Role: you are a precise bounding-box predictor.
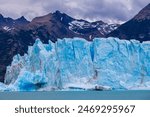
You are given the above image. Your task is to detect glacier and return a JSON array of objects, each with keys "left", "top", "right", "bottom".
[{"left": 0, "top": 37, "right": 150, "bottom": 91}]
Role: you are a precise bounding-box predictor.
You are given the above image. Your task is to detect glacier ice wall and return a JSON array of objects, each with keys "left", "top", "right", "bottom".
[{"left": 1, "top": 37, "right": 150, "bottom": 91}]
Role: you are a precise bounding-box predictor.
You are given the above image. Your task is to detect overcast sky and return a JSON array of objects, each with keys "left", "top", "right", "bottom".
[{"left": 0, "top": 0, "right": 149, "bottom": 24}]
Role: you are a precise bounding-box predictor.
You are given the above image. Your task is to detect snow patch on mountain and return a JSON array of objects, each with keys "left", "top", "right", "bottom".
[
  {"left": 2, "top": 26, "right": 12, "bottom": 31},
  {"left": 69, "top": 20, "right": 119, "bottom": 35},
  {"left": 69, "top": 20, "right": 91, "bottom": 34}
]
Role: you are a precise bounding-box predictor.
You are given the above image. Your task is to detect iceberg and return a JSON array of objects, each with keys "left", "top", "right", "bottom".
[{"left": 1, "top": 37, "right": 150, "bottom": 91}]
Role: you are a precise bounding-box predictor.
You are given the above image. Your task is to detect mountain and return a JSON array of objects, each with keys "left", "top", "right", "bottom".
[
  {"left": 108, "top": 3, "right": 150, "bottom": 42},
  {"left": 1, "top": 37, "right": 150, "bottom": 91},
  {"left": 25, "top": 10, "right": 119, "bottom": 41},
  {"left": 0, "top": 11, "right": 119, "bottom": 82},
  {"left": 0, "top": 14, "right": 29, "bottom": 31}
]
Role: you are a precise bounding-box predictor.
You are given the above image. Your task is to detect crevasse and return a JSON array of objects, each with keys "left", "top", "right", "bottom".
[{"left": 1, "top": 37, "right": 150, "bottom": 91}]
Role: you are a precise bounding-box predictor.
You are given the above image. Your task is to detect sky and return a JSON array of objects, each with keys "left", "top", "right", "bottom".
[{"left": 0, "top": 0, "right": 149, "bottom": 24}]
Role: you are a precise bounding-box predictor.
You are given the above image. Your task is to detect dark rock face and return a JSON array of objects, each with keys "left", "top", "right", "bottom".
[
  {"left": 0, "top": 30, "right": 26, "bottom": 82},
  {"left": 15, "top": 16, "right": 30, "bottom": 25},
  {"left": 134, "top": 3, "right": 150, "bottom": 21},
  {"left": 108, "top": 3, "right": 150, "bottom": 42}
]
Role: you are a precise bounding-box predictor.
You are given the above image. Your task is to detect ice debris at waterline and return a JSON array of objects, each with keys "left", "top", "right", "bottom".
[{"left": 1, "top": 37, "right": 150, "bottom": 91}]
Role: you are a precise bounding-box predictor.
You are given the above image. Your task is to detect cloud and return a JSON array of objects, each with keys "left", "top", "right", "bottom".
[{"left": 0, "top": 0, "right": 149, "bottom": 24}]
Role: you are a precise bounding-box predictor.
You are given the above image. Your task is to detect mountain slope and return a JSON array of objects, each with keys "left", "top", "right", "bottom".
[{"left": 108, "top": 3, "right": 150, "bottom": 42}]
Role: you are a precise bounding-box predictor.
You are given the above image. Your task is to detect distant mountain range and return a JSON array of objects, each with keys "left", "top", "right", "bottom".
[
  {"left": 0, "top": 11, "right": 119, "bottom": 40},
  {"left": 0, "top": 3, "right": 149, "bottom": 82}
]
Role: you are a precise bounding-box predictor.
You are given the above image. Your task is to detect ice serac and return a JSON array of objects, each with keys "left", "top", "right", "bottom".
[{"left": 1, "top": 37, "right": 150, "bottom": 91}]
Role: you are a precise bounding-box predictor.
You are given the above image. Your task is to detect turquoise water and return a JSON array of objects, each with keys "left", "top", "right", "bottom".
[{"left": 0, "top": 90, "right": 150, "bottom": 100}]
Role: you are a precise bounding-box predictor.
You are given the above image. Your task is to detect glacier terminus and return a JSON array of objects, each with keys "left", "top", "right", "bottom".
[{"left": 0, "top": 37, "right": 150, "bottom": 91}]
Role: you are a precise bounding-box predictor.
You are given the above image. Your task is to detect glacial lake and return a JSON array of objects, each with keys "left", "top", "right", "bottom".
[{"left": 0, "top": 90, "right": 150, "bottom": 100}]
